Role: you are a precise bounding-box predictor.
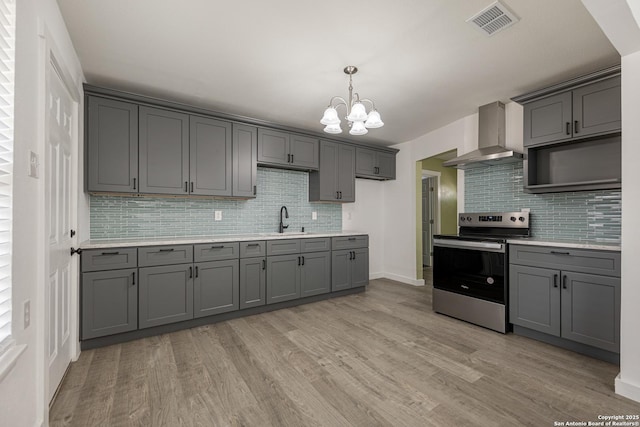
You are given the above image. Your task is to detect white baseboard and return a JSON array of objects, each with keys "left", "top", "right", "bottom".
[
  {"left": 378, "top": 272, "right": 425, "bottom": 287},
  {"left": 615, "top": 373, "right": 640, "bottom": 403}
]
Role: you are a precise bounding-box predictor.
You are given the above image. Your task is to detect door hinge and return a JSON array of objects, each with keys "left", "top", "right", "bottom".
[
  {"left": 430, "top": 187, "right": 434, "bottom": 192},
  {"left": 70, "top": 247, "right": 82, "bottom": 256},
  {"left": 430, "top": 219, "right": 434, "bottom": 224}
]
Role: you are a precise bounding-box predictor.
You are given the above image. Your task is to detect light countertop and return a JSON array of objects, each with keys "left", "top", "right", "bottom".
[
  {"left": 507, "top": 238, "right": 620, "bottom": 252},
  {"left": 79, "top": 231, "right": 368, "bottom": 249}
]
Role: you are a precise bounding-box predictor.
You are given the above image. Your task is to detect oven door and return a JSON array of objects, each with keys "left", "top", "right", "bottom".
[{"left": 433, "top": 239, "right": 506, "bottom": 304}]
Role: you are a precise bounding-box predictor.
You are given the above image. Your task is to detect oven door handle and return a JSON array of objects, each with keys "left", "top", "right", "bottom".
[{"left": 433, "top": 239, "right": 505, "bottom": 252}]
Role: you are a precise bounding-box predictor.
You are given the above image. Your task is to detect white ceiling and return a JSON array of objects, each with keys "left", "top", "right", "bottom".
[{"left": 56, "top": 0, "right": 619, "bottom": 147}]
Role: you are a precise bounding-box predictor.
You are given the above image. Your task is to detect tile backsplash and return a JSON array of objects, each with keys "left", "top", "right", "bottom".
[
  {"left": 90, "top": 168, "right": 342, "bottom": 239},
  {"left": 464, "top": 162, "right": 621, "bottom": 243}
]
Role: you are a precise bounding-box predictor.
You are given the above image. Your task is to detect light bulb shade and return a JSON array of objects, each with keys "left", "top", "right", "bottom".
[
  {"left": 320, "top": 107, "right": 340, "bottom": 125},
  {"left": 346, "top": 102, "right": 368, "bottom": 122},
  {"left": 323, "top": 123, "right": 342, "bottom": 134},
  {"left": 349, "top": 120, "right": 368, "bottom": 136},
  {"left": 364, "top": 110, "right": 384, "bottom": 129}
]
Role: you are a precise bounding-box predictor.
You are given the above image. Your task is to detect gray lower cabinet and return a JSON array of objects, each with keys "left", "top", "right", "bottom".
[
  {"left": 309, "top": 140, "right": 355, "bottom": 202},
  {"left": 300, "top": 251, "right": 331, "bottom": 297},
  {"left": 332, "top": 248, "right": 369, "bottom": 291},
  {"left": 266, "top": 254, "right": 300, "bottom": 304},
  {"left": 240, "top": 257, "right": 266, "bottom": 309},
  {"left": 233, "top": 124, "right": 257, "bottom": 198},
  {"left": 138, "top": 264, "right": 194, "bottom": 329},
  {"left": 190, "top": 116, "right": 232, "bottom": 196},
  {"left": 194, "top": 259, "right": 239, "bottom": 318},
  {"left": 82, "top": 268, "right": 138, "bottom": 339},
  {"left": 139, "top": 106, "right": 190, "bottom": 195},
  {"left": 509, "top": 244, "right": 621, "bottom": 354},
  {"left": 86, "top": 96, "right": 138, "bottom": 193}
]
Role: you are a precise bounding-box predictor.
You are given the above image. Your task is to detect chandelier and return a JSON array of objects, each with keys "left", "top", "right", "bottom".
[{"left": 320, "top": 66, "right": 384, "bottom": 136}]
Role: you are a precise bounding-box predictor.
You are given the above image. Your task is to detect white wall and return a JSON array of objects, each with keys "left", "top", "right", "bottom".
[{"left": 0, "top": 0, "right": 83, "bottom": 426}]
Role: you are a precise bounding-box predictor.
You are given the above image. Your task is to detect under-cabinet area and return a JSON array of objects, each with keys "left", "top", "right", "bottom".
[
  {"left": 79, "top": 234, "right": 369, "bottom": 348},
  {"left": 508, "top": 243, "right": 621, "bottom": 363}
]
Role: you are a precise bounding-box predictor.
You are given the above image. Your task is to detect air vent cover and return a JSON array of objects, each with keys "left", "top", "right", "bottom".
[{"left": 467, "top": 1, "right": 519, "bottom": 36}]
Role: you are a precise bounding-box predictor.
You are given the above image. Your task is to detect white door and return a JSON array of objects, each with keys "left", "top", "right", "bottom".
[{"left": 45, "top": 58, "right": 76, "bottom": 402}]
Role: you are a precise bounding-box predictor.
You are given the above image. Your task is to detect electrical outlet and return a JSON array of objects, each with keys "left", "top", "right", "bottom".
[
  {"left": 29, "top": 151, "right": 39, "bottom": 178},
  {"left": 24, "top": 300, "right": 31, "bottom": 329},
  {"left": 214, "top": 211, "right": 222, "bottom": 221},
  {"left": 312, "top": 212, "right": 317, "bottom": 220}
]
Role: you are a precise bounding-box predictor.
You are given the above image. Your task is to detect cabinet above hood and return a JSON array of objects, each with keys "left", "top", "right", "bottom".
[{"left": 443, "top": 101, "right": 523, "bottom": 169}]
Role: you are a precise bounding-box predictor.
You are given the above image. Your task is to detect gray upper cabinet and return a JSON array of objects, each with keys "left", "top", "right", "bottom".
[
  {"left": 257, "top": 128, "right": 319, "bottom": 170},
  {"left": 190, "top": 116, "right": 232, "bottom": 196},
  {"left": 138, "top": 263, "right": 194, "bottom": 329},
  {"left": 139, "top": 106, "right": 190, "bottom": 195},
  {"left": 523, "top": 92, "right": 572, "bottom": 147},
  {"left": 233, "top": 124, "right": 258, "bottom": 198},
  {"left": 355, "top": 148, "right": 396, "bottom": 180},
  {"left": 193, "top": 259, "right": 239, "bottom": 318},
  {"left": 309, "top": 141, "right": 355, "bottom": 202},
  {"left": 86, "top": 96, "right": 138, "bottom": 193}
]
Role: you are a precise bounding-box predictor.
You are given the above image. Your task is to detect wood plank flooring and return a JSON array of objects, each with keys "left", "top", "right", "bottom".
[{"left": 50, "top": 278, "right": 640, "bottom": 426}]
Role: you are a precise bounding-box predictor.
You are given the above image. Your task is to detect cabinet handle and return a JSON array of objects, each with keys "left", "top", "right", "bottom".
[
  {"left": 253, "top": 185, "right": 257, "bottom": 196},
  {"left": 574, "top": 120, "right": 579, "bottom": 134},
  {"left": 550, "top": 251, "right": 570, "bottom": 255},
  {"left": 298, "top": 256, "right": 301, "bottom": 266},
  {"left": 247, "top": 243, "right": 260, "bottom": 247},
  {"left": 158, "top": 248, "right": 175, "bottom": 252},
  {"left": 348, "top": 237, "right": 357, "bottom": 241},
  {"left": 262, "top": 259, "right": 266, "bottom": 270},
  {"left": 132, "top": 272, "right": 136, "bottom": 285},
  {"left": 101, "top": 251, "right": 120, "bottom": 255},
  {"left": 338, "top": 191, "right": 342, "bottom": 199},
  {"left": 553, "top": 274, "right": 558, "bottom": 288},
  {"left": 301, "top": 256, "right": 305, "bottom": 266},
  {"left": 195, "top": 266, "right": 199, "bottom": 278},
  {"left": 566, "top": 122, "right": 571, "bottom": 135},
  {"left": 352, "top": 251, "right": 356, "bottom": 260},
  {"left": 184, "top": 181, "right": 188, "bottom": 192},
  {"left": 562, "top": 275, "right": 567, "bottom": 289},
  {"left": 287, "top": 154, "right": 291, "bottom": 163},
  {"left": 349, "top": 251, "right": 353, "bottom": 260},
  {"left": 133, "top": 178, "right": 136, "bottom": 190},
  {"left": 291, "top": 154, "right": 294, "bottom": 163},
  {"left": 211, "top": 245, "right": 224, "bottom": 249},
  {"left": 190, "top": 182, "right": 194, "bottom": 193},
  {"left": 375, "top": 167, "right": 379, "bottom": 174},
  {"left": 189, "top": 266, "right": 193, "bottom": 278}
]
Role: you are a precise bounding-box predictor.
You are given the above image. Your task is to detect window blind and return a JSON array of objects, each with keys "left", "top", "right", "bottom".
[{"left": 0, "top": 0, "right": 15, "bottom": 355}]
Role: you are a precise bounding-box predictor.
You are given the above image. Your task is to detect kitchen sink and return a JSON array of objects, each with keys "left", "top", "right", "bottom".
[{"left": 259, "top": 232, "right": 313, "bottom": 237}]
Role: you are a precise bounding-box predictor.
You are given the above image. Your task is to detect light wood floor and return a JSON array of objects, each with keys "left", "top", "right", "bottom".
[{"left": 50, "top": 278, "right": 640, "bottom": 426}]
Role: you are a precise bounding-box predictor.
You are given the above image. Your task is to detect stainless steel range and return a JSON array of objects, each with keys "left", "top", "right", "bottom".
[{"left": 432, "top": 211, "right": 530, "bottom": 333}]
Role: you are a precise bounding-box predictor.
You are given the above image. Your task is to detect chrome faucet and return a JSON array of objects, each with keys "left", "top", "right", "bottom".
[{"left": 279, "top": 206, "right": 289, "bottom": 233}]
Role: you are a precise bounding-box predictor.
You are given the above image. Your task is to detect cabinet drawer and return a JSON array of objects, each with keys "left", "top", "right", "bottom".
[
  {"left": 509, "top": 245, "right": 621, "bottom": 277},
  {"left": 332, "top": 235, "right": 368, "bottom": 250},
  {"left": 300, "top": 238, "right": 331, "bottom": 253},
  {"left": 81, "top": 248, "right": 137, "bottom": 272},
  {"left": 267, "top": 239, "right": 301, "bottom": 255},
  {"left": 138, "top": 245, "right": 193, "bottom": 267},
  {"left": 194, "top": 242, "right": 239, "bottom": 262},
  {"left": 240, "top": 241, "right": 266, "bottom": 258}
]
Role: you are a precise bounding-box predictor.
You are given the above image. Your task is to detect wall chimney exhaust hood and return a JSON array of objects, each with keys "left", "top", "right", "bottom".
[{"left": 442, "top": 101, "right": 523, "bottom": 169}]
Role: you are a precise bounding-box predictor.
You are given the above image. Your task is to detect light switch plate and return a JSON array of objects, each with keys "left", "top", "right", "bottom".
[
  {"left": 29, "top": 151, "right": 39, "bottom": 178},
  {"left": 312, "top": 212, "right": 317, "bottom": 220},
  {"left": 214, "top": 211, "right": 222, "bottom": 221}
]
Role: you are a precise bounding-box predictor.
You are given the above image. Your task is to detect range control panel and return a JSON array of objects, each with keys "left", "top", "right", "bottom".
[{"left": 458, "top": 211, "right": 530, "bottom": 228}]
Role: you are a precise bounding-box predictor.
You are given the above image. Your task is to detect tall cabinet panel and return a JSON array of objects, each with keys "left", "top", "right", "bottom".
[
  {"left": 190, "top": 116, "right": 232, "bottom": 196},
  {"left": 337, "top": 144, "right": 356, "bottom": 202},
  {"left": 139, "top": 106, "right": 189, "bottom": 195},
  {"left": 233, "top": 124, "right": 257, "bottom": 198},
  {"left": 86, "top": 97, "right": 138, "bottom": 193}
]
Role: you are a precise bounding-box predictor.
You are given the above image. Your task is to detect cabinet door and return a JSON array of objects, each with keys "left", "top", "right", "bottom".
[
  {"left": 355, "top": 148, "right": 376, "bottom": 177},
  {"left": 290, "top": 134, "right": 319, "bottom": 170},
  {"left": 508, "top": 265, "right": 561, "bottom": 336},
  {"left": 573, "top": 76, "right": 621, "bottom": 138},
  {"left": 139, "top": 106, "right": 189, "bottom": 195},
  {"left": 87, "top": 97, "right": 138, "bottom": 193},
  {"left": 194, "top": 260, "right": 239, "bottom": 318},
  {"left": 561, "top": 271, "right": 620, "bottom": 352},
  {"left": 266, "top": 254, "right": 300, "bottom": 304},
  {"left": 190, "top": 116, "right": 232, "bottom": 196},
  {"left": 300, "top": 251, "right": 331, "bottom": 297},
  {"left": 351, "top": 248, "right": 369, "bottom": 288},
  {"left": 376, "top": 152, "right": 396, "bottom": 179},
  {"left": 337, "top": 144, "right": 356, "bottom": 202},
  {"left": 523, "top": 92, "right": 572, "bottom": 146},
  {"left": 331, "top": 250, "right": 351, "bottom": 291},
  {"left": 240, "top": 257, "right": 266, "bottom": 309},
  {"left": 138, "top": 264, "right": 193, "bottom": 328},
  {"left": 257, "top": 128, "right": 290, "bottom": 166},
  {"left": 315, "top": 141, "right": 339, "bottom": 201},
  {"left": 233, "top": 124, "right": 257, "bottom": 198},
  {"left": 81, "top": 269, "right": 137, "bottom": 339}
]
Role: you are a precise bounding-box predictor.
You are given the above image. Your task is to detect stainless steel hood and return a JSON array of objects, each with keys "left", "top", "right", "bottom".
[{"left": 443, "top": 101, "right": 523, "bottom": 169}]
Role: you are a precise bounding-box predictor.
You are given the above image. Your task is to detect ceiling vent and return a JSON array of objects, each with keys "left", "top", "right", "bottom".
[{"left": 467, "top": 1, "right": 519, "bottom": 36}]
